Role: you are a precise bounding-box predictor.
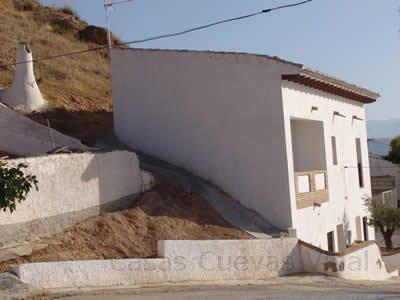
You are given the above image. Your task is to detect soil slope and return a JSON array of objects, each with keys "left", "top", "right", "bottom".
[
  {"left": 0, "top": 177, "right": 251, "bottom": 273},
  {"left": 0, "top": 0, "right": 115, "bottom": 144}
]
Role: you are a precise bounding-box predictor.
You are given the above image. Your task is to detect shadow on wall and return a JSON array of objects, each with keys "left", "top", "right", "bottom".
[
  {"left": 81, "top": 152, "right": 141, "bottom": 212},
  {"left": 27, "top": 107, "right": 113, "bottom": 146}
]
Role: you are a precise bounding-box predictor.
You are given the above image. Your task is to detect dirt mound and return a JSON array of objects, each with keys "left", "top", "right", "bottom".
[
  {"left": 0, "top": 177, "right": 250, "bottom": 272},
  {"left": 79, "top": 25, "right": 123, "bottom": 46}
]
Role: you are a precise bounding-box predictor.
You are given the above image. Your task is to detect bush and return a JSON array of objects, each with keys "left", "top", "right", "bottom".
[
  {"left": 385, "top": 136, "right": 400, "bottom": 164},
  {"left": 13, "top": 0, "right": 40, "bottom": 11},
  {"left": 0, "top": 162, "right": 38, "bottom": 214},
  {"left": 365, "top": 197, "right": 400, "bottom": 249},
  {"left": 58, "top": 5, "right": 78, "bottom": 17}
]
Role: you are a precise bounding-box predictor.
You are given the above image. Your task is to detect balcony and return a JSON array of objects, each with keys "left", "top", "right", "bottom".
[
  {"left": 290, "top": 118, "right": 329, "bottom": 209},
  {"left": 295, "top": 170, "right": 329, "bottom": 209}
]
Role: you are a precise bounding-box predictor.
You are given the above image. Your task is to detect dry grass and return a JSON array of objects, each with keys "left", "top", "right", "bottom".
[{"left": 0, "top": 0, "right": 113, "bottom": 141}]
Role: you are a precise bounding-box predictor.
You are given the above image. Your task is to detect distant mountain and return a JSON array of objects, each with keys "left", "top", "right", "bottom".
[
  {"left": 367, "top": 119, "right": 400, "bottom": 139},
  {"left": 368, "top": 138, "right": 391, "bottom": 156}
]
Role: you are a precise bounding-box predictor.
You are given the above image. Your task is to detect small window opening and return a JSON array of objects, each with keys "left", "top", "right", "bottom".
[{"left": 331, "top": 136, "right": 338, "bottom": 165}]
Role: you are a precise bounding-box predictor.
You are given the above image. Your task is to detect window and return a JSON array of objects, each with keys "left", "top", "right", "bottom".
[
  {"left": 331, "top": 136, "right": 338, "bottom": 165},
  {"left": 346, "top": 230, "right": 352, "bottom": 246},
  {"left": 327, "top": 231, "right": 335, "bottom": 252},
  {"left": 383, "top": 190, "right": 393, "bottom": 206},
  {"left": 355, "top": 138, "right": 364, "bottom": 188}
]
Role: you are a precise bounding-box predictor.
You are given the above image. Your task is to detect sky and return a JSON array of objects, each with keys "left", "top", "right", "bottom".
[{"left": 41, "top": 0, "right": 399, "bottom": 121}]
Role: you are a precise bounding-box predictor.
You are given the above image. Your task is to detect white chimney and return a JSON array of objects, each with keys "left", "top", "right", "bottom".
[{"left": 0, "top": 43, "right": 46, "bottom": 112}]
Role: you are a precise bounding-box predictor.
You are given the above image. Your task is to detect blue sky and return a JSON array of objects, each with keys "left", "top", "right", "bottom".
[{"left": 42, "top": 0, "right": 399, "bottom": 121}]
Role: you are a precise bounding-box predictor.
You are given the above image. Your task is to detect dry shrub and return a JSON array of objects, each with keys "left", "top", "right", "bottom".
[
  {"left": 58, "top": 5, "right": 78, "bottom": 18},
  {"left": 13, "top": 0, "right": 40, "bottom": 11}
]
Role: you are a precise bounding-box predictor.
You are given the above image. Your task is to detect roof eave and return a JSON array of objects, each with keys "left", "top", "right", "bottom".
[{"left": 282, "top": 67, "right": 380, "bottom": 104}]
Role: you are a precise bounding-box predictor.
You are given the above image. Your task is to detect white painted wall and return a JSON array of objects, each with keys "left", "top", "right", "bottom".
[
  {"left": 14, "top": 238, "right": 302, "bottom": 289},
  {"left": 15, "top": 239, "right": 395, "bottom": 289},
  {"left": 300, "top": 242, "right": 397, "bottom": 280},
  {"left": 369, "top": 155, "right": 400, "bottom": 202},
  {"left": 111, "top": 48, "right": 300, "bottom": 229},
  {"left": 0, "top": 44, "right": 46, "bottom": 111},
  {"left": 282, "top": 81, "right": 375, "bottom": 250},
  {"left": 0, "top": 151, "right": 142, "bottom": 226},
  {"left": 0, "top": 103, "right": 85, "bottom": 156}
]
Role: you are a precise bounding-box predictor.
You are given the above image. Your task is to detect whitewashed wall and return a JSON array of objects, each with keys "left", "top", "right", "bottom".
[
  {"left": 111, "top": 48, "right": 300, "bottom": 229},
  {"left": 14, "top": 238, "right": 302, "bottom": 289},
  {"left": 282, "top": 81, "right": 375, "bottom": 250},
  {"left": 299, "top": 241, "right": 397, "bottom": 280},
  {"left": 0, "top": 151, "right": 142, "bottom": 246},
  {"left": 15, "top": 239, "right": 396, "bottom": 289}
]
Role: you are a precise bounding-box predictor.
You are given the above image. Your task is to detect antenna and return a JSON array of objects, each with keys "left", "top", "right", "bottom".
[{"left": 103, "top": 0, "right": 134, "bottom": 52}]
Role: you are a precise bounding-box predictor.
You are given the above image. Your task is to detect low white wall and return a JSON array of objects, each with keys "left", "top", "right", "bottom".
[
  {"left": 0, "top": 151, "right": 142, "bottom": 245},
  {"left": 15, "top": 238, "right": 302, "bottom": 289},
  {"left": 158, "top": 239, "right": 302, "bottom": 281},
  {"left": 15, "top": 239, "right": 398, "bottom": 289},
  {"left": 300, "top": 241, "right": 397, "bottom": 281}
]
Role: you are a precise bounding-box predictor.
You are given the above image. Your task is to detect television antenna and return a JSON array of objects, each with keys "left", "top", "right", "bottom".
[{"left": 104, "top": 0, "right": 134, "bottom": 52}]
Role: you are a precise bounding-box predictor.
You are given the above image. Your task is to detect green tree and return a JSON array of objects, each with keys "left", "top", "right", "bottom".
[
  {"left": 385, "top": 136, "right": 400, "bottom": 164},
  {"left": 365, "top": 197, "right": 400, "bottom": 249},
  {"left": 0, "top": 162, "right": 38, "bottom": 213}
]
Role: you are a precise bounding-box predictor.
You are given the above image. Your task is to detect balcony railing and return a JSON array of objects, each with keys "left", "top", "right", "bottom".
[{"left": 295, "top": 170, "right": 329, "bottom": 209}]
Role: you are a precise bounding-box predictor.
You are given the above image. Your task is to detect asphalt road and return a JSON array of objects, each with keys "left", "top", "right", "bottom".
[{"left": 62, "top": 276, "right": 400, "bottom": 300}]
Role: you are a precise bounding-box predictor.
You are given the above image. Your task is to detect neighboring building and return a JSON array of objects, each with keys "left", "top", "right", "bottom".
[
  {"left": 371, "top": 175, "right": 397, "bottom": 208},
  {"left": 369, "top": 154, "right": 400, "bottom": 207},
  {"left": 111, "top": 48, "right": 379, "bottom": 251}
]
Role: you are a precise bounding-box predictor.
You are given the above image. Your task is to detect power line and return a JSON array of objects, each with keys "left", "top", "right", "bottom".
[
  {"left": 0, "top": 0, "right": 313, "bottom": 68},
  {"left": 345, "top": 166, "right": 400, "bottom": 169}
]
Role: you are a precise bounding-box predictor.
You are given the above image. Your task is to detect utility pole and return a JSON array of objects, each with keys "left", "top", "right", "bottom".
[
  {"left": 104, "top": 0, "right": 113, "bottom": 52},
  {"left": 103, "top": 0, "right": 134, "bottom": 52}
]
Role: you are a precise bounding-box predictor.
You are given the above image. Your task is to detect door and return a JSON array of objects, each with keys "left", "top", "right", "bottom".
[
  {"left": 336, "top": 224, "right": 346, "bottom": 252},
  {"left": 327, "top": 231, "right": 335, "bottom": 252},
  {"left": 362, "top": 217, "right": 369, "bottom": 241},
  {"left": 355, "top": 216, "right": 362, "bottom": 241}
]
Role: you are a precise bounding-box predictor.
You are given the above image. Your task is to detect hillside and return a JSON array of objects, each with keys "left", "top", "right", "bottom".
[{"left": 0, "top": 0, "right": 116, "bottom": 144}]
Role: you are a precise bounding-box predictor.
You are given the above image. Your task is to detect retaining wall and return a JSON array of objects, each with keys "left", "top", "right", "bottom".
[
  {"left": 15, "top": 238, "right": 301, "bottom": 289},
  {"left": 299, "top": 241, "right": 398, "bottom": 280},
  {"left": 15, "top": 239, "right": 397, "bottom": 289},
  {"left": 0, "top": 151, "right": 142, "bottom": 247}
]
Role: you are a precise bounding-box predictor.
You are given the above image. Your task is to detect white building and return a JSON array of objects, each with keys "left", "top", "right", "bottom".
[
  {"left": 369, "top": 154, "right": 400, "bottom": 206},
  {"left": 111, "top": 48, "right": 379, "bottom": 252}
]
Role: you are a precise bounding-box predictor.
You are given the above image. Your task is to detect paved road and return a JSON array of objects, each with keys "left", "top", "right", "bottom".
[
  {"left": 65, "top": 285, "right": 400, "bottom": 300},
  {"left": 62, "top": 276, "right": 400, "bottom": 300}
]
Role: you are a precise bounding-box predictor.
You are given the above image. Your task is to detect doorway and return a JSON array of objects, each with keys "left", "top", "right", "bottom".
[{"left": 362, "top": 217, "right": 369, "bottom": 241}]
